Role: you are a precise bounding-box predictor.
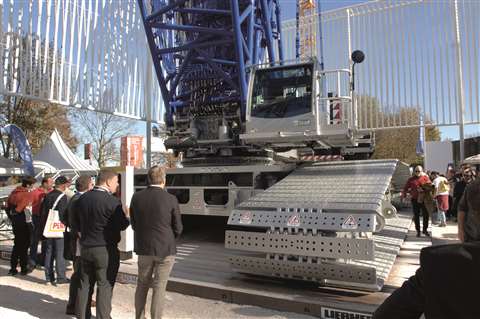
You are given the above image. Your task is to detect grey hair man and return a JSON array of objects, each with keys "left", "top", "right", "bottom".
[{"left": 130, "top": 165, "right": 183, "bottom": 319}]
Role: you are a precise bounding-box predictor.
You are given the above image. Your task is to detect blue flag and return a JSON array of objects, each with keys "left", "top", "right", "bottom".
[{"left": 1, "top": 124, "right": 35, "bottom": 176}]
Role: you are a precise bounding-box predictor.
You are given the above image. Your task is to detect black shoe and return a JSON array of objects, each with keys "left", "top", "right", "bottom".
[
  {"left": 65, "top": 308, "right": 76, "bottom": 315},
  {"left": 56, "top": 278, "right": 71, "bottom": 285},
  {"left": 423, "top": 231, "right": 431, "bottom": 237},
  {"left": 20, "top": 267, "right": 34, "bottom": 275},
  {"left": 8, "top": 269, "right": 18, "bottom": 276},
  {"left": 417, "top": 231, "right": 421, "bottom": 237}
]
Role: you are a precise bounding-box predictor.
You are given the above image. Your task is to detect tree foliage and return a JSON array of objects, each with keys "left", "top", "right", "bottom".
[
  {"left": 70, "top": 110, "right": 135, "bottom": 167},
  {"left": 0, "top": 97, "right": 77, "bottom": 158},
  {"left": 356, "top": 95, "right": 441, "bottom": 164}
]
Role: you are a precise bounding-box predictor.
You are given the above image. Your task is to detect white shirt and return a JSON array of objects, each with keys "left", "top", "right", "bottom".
[{"left": 433, "top": 176, "right": 450, "bottom": 197}]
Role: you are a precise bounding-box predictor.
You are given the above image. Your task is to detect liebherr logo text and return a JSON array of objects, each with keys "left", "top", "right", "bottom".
[{"left": 321, "top": 307, "right": 372, "bottom": 319}]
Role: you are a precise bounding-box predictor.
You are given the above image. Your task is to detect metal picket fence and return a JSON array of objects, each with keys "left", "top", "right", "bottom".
[
  {"left": 281, "top": 0, "right": 480, "bottom": 130},
  {"left": 1, "top": 0, "right": 479, "bottom": 130},
  {"left": 0, "top": 0, "right": 162, "bottom": 122}
]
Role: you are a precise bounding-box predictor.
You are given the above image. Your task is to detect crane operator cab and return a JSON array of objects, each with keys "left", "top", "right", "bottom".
[{"left": 241, "top": 53, "right": 372, "bottom": 156}]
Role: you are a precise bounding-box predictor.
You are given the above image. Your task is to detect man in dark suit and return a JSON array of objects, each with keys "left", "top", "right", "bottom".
[
  {"left": 75, "top": 170, "right": 130, "bottom": 319},
  {"left": 130, "top": 165, "right": 183, "bottom": 319},
  {"left": 373, "top": 243, "right": 480, "bottom": 319},
  {"left": 64, "top": 175, "right": 94, "bottom": 316}
]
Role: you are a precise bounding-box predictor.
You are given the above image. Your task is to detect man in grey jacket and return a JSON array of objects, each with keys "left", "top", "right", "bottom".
[{"left": 130, "top": 166, "right": 183, "bottom": 319}]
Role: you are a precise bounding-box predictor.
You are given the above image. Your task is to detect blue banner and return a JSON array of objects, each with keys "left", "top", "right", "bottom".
[{"left": 1, "top": 124, "right": 35, "bottom": 176}]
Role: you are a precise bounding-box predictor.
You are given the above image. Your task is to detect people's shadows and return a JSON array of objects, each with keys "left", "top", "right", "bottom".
[
  {"left": 0, "top": 271, "right": 49, "bottom": 285},
  {"left": 0, "top": 283, "right": 87, "bottom": 318}
]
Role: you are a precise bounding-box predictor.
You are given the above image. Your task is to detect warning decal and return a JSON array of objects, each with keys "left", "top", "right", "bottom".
[
  {"left": 287, "top": 214, "right": 301, "bottom": 227},
  {"left": 239, "top": 212, "right": 252, "bottom": 225},
  {"left": 342, "top": 215, "right": 358, "bottom": 230}
]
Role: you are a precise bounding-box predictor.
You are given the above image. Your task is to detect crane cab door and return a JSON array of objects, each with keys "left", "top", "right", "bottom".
[{"left": 241, "top": 62, "right": 319, "bottom": 150}]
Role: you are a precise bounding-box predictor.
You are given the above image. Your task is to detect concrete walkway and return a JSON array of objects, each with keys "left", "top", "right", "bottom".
[
  {"left": 0, "top": 217, "right": 460, "bottom": 318},
  {"left": 0, "top": 258, "right": 313, "bottom": 319}
]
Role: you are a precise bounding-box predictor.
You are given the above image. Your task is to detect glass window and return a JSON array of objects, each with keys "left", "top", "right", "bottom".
[{"left": 250, "top": 64, "right": 313, "bottom": 118}]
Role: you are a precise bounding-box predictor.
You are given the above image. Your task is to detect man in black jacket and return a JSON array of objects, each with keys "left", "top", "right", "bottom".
[
  {"left": 130, "top": 165, "right": 183, "bottom": 319},
  {"left": 458, "top": 174, "right": 479, "bottom": 243},
  {"left": 64, "top": 175, "right": 94, "bottom": 316},
  {"left": 373, "top": 242, "right": 480, "bottom": 319},
  {"left": 38, "top": 175, "right": 70, "bottom": 284},
  {"left": 75, "top": 170, "right": 129, "bottom": 319},
  {"left": 374, "top": 179, "right": 480, "bottom": 319}
]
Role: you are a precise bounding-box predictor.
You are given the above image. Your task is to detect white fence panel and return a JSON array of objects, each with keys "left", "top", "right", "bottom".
[
  {"left": 0, "top": 0, "right": 163, "bottom": 122},
  {"left": 282, "top": 0, "right": 480, "bottom": 130}
]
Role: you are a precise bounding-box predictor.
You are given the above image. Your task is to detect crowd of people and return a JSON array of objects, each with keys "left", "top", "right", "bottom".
[
  {"left": 374, "top": 163, "right": 480, "bottom": 318},
  {"left": 4, "top": 161, "right": 479, "bottom": 319},
  {"left": 401, "top": 164, "right": 477, "bottom": 236},
  {"left": 6, "top": 166, "right": 182, "bottom": 319}
]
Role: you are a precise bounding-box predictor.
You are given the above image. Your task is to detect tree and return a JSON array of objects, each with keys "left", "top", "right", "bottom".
[
  {"left": 0, "top": 32, "right": 77, "bottom": 159},
  {"left": 356, "top": 95, "right": 441, "bottom": 164},
  {"left": 0, "top": 97, "right": 77, "bottom": 158},
  {"left": 70, "top": 110, "right": 136, "bottom": 167}
]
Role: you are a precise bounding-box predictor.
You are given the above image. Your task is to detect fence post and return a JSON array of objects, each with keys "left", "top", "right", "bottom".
[{"left": 452, "top": 0, "right": 466, "bottom": 162}]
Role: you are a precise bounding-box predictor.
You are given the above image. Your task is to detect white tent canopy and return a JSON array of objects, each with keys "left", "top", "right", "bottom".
[
  {"left": 464, "top": 154, "right": 480, "bottom": 165},
  {"left": 34, "top": 129, "right": 98, "bottom": 175},
  {"left": 0, "top": 157, "right": 24, "bottom": 176}
]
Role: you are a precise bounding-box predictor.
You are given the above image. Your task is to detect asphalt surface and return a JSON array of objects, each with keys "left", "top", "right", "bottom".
[{"left": 0, "top": 259, "right": 314, "bottom": 319}]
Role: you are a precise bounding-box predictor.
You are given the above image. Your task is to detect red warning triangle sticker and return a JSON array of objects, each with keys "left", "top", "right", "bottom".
[
  {"left": 287, "top": 214, "right": 300, "bottom": 227},
  {"left": 239, "top": 212, "right": 252, "bottom": 225},
  {"left": 342, "top": 215, "right": 358, "bottom": 229}
]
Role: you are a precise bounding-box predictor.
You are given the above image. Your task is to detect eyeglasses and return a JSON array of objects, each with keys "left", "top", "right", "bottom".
[{"left": 415, "top": 170, "right": 421, "bottom": 173}]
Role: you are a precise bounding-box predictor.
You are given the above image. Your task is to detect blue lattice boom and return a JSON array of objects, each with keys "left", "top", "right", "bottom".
[{"left": 137, "top": 0, "right": 283, "bottom": 152}]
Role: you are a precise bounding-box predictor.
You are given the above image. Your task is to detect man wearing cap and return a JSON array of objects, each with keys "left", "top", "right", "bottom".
[{"left": 38, "top": 175, "right": 70, "bottom": 285}]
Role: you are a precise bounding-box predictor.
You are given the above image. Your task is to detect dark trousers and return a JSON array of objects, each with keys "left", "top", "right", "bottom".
[
  {"left": 29, "top": 215, "right": 41, "bottom": 266},
  {"left": 453, "top": 196, "right": 461, "bottom": 219},
  {"left": 10, "top": 214, "right": 30, "bottom": 272},
  {"left": 446, "top": 196, "right": 454, "bottom": 219},
  {"left": 67, "top": 257, "right": 93, "bottom": 318},
  {"left": 77, "top": 245, "right": 120, "bottom": 319},
  {"left": 412, "top": 199, "right": 429, "bottom": 232},
  {"left": 43, "top": 238, "right": 66, "bottom": 281}
]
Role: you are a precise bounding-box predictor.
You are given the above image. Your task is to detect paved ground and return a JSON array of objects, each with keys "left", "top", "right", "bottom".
[
  {"left": 0, "top": 219, "right": 459, "bottom": 319},
  {"left": 0, "top": 259, "right": 314, "bottom": 319}
]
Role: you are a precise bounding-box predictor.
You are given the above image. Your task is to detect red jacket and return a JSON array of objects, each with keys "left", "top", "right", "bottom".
[
  {"left": 31, "top": 187, "right": 49, "bottom": 215},
  {"left": 403, "top": 174, "right": 431, "bottom": 200},
  {"left": 7, "top": 186, "right": 34, "bottom": 213}
]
